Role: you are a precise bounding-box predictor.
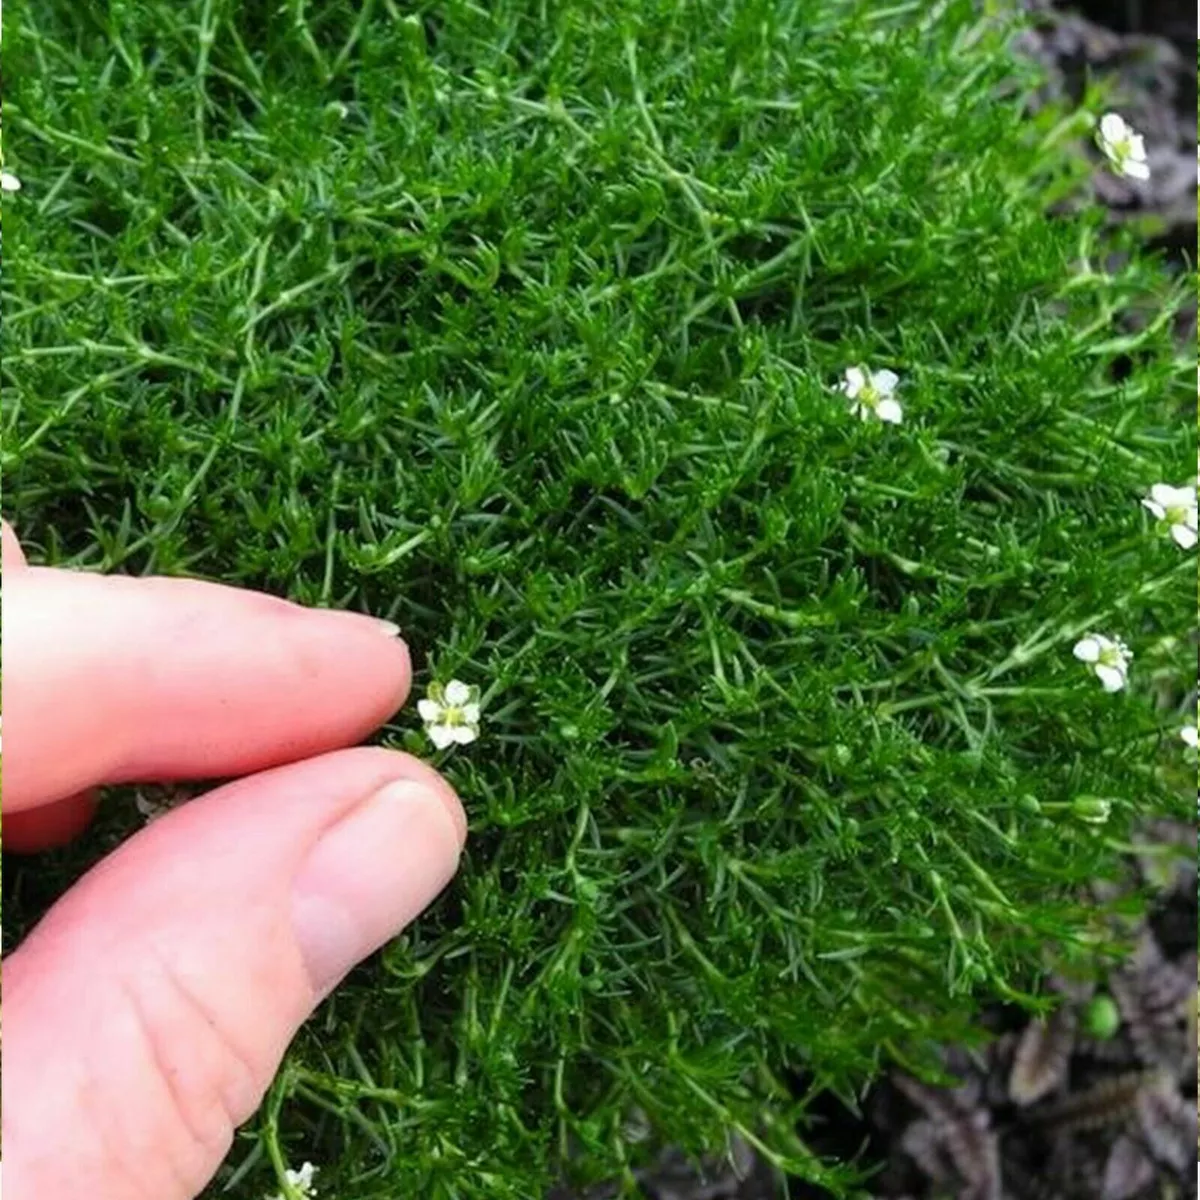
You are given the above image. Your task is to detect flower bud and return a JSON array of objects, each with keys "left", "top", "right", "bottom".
[
  {"left": 1082, "top": 993, "right": 1120, "bottom": 1040},
  {"left": 1071, "top": 795, "right": 1112, "bottom": 824}
]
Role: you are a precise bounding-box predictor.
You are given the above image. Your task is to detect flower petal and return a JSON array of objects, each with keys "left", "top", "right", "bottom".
[
  {"left": 876, "top": 398, "right": 903, "bottom": 424},
  {"left": 444, "top": 679, "right": 472, "bottom": 706},
  {"left": 1123, "top": 159, "right": 1150, "bottom": 181},
  {"left": 460, "top": 702, "right": 482, "bottom": 724},
  {"left": 1181, "top": 725, "right": 1198, "bottom": 748},
  {"left": 873, "top": 369, "right": 899, "bottom": 394},
  {"left": 1170, "top": 523, "right": 1197, "bottom": 549},
  {"left": 417, "top": 698, "right": 443, "bottom": 723},
  {"left": 428, "top": 724, "right": 457, "bottom": 749},
  {"left": 286, "top": 1164, "right": 318, "bottom": 1191},
  {"left": 1099, "top": 112, "right": 1126, "bottom": 142},
  {"left": 842, "top": 367, "right": 865, "bottom": 398},
  {"left": 1095, "top": 664, "right": 1126, "bottom": 692},
  {"left": 451, "top": 724, "right": 478, "bottom": 745},
  {"left": 1142, "top": 497, "right": 1166, "bottom": 519},
  {"left": 1073, "top": 637, "right": 1101, "bottom": 663}
]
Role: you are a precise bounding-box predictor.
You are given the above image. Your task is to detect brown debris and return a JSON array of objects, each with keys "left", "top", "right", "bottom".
[{"left": 1008, "top": 1006, "right": 1075, "bottom": 1106}]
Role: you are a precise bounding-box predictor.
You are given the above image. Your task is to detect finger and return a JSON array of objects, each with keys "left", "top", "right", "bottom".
[
  {"left": 3, "top": 523, "right": 93, "bottom": 849},
  {"left": 3, "top": 517, "right": 28, "bottom": 568},
  {"left": 4, "top": 567, "right": 413, "bottom": 812},
  {"left": 4, "top": 746, "right": 467, "bottom": 1200},
  {"left": 3, "top": 789, "right": 98, "bottom": 853}
]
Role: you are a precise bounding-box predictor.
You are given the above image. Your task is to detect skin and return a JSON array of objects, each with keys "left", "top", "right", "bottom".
[{"left": 1, "top": 519, "right": 468, "bottom": 1199}]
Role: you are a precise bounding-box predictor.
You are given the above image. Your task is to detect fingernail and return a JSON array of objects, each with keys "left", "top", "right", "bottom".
[
  {"left": 291, "top": 779, "right": 465, "bottom": 996},
  {"left": 309, "top": 607, "right": 403, "bottom": 639}
]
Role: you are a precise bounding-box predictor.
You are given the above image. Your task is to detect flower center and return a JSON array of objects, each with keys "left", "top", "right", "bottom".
[
  {"left": 1098, "top": 647, "right": 1122, "bottom": 667},
  {"left": 1165, "top": 503, "right": 1191, "bottom": 526},
  {"left": 442, "top": 705, "right": 468, "bottom": 726}
]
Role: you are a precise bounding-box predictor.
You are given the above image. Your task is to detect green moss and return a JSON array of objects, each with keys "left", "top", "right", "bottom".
[{"left": 3, "top": 0, "right": 1194, "bottom": 1195}]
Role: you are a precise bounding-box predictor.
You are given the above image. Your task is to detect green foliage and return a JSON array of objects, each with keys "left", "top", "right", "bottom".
[{"left": 3, "top": 0, "right": 1194, "bottom": 1195}]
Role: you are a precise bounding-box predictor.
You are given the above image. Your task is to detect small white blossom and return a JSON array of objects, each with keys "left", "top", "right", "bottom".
[
  {"left": 270, "top": 1162, "right": 317, "bottom": 1200},
  {"left": 1181, "top": 725, "right": 1198, "bottom": 749},
  {"left": 1141, "top": 483, "right": 1197, "bottom": 549},
  {"left": 1072, "top": 633, "right": 1132, "bottom": 693},
  {"left": 837, "top": 366, "right": 902, "bottom": 424},
  {"left": 0, "top": 171, "right": 19, "bottom": 193},
  {"left": 418, "top": 679, "right": 481, "bottom": 749},
  {"left": 1095, "top": 112, "right": 1150, "bottom": 181}
]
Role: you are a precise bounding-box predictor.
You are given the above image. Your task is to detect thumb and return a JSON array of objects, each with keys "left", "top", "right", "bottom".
[{"left": 3, "top": 746, "right": 466, "bottom": 1200}]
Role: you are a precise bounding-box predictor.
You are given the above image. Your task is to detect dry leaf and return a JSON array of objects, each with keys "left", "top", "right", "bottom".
[
  {"left": 892, "top": 1073, "right": 970, "bottom": 1124},
  {"left": 1009, "top": 1007, "right": 1076, "bottom": 1106},
  {"left": 1134, "top": 1071, "right": 1193, "bottom": 1171},
  {"left": 1101, "top": 1135, "right": 1155, "bottom": 1200},
  {"left": 944, "top": 1111, "right": 1000, "bottom": 1200},
  {"left": 1038, "top": 1071, "right": 1147, "bottom": 1133},
  {"left": 899, "top": 1117, "right": 957, "bottom": 1183}
]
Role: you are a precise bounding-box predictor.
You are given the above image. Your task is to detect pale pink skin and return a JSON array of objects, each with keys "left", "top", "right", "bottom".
[{"left": 2, "top": 521, "right": 467, "bottom": 1200}]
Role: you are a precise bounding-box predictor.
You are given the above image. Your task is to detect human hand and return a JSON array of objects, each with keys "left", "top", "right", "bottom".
[{"left": 2, "top": 520, "right": 468, "bottom": 1200}]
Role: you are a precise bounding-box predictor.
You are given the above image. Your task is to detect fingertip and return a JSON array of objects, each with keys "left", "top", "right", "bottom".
[
  {"left": 5, "top": 570, "right": 419, "bottom": 808},
  {"left": 291, "top": 775, "right": 465, "bottom": 994},
  {"left": 3, "top": 518, "right": 28, "bottom": 569},
  {"left": 387, "top": 750, "right": 468, "bottom": 848}
]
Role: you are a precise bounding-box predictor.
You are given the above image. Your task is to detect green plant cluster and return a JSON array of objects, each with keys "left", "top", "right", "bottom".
[{"left": 3, "top": 0, "right": 1194, "bottom": 1196}]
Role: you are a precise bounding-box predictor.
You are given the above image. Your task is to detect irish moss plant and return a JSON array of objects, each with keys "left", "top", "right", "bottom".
[{"left": 3, "top": 0, "right": 1194, "bottom": 1196}]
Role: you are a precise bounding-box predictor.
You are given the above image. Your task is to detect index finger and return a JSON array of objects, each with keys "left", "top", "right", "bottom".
[{"left": 3, "top": 566, "right": 413, "bottom": 812}]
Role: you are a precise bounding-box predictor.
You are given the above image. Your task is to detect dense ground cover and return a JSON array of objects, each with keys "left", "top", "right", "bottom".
[{"left": 2, "top": 0, "right": 1194, "bottom": 1196}]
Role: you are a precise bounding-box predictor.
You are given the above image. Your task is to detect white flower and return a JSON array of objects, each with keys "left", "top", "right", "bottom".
[
  {"left": 0, "top": 171, "right": 20, "bottom": 193},
  {"left": 418, "top": 679, "right": 481, "bottom": 749},
  {"left": 1141, "top": 483, "right": 1197, "bottom": 549},
  {"left": 1095, "top": 112, "right": 1149, "bottom": 181},
  {"left": 270, "top": 1162, "right": 318, "bottom": 1199},
  {"left": 837, "top": 366, "right": 902, "bottom": 424},
  {"left": 1181, "top": 725, "right": 1198, "bottom": 749},
  {"left": 1072, "top": 633, "right": 1132, "bottom": 693}
]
